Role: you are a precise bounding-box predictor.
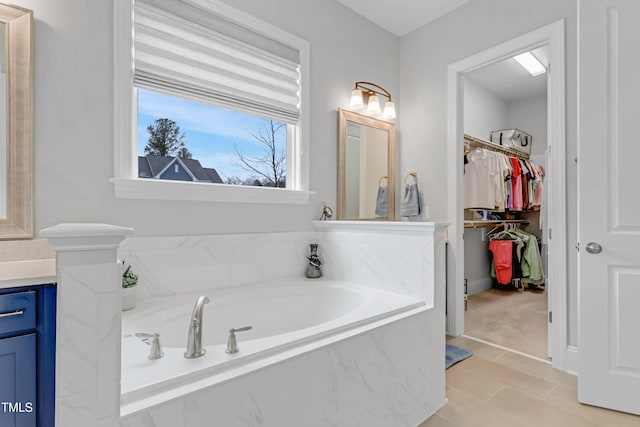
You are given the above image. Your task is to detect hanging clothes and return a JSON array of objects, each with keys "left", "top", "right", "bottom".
[
  {"left": 495, "top": 155, "right": 513, "bottom": 212},
  {"left": 463, "top": 136, "right": 547, "bottom": 289},
  {"left": 489, "top": 239, "right": 514, "bottom": 285},
  {"left": 489, "top": 226, "right": 544, "bottom": 286},
  {"left": 509, "top": 157, "right": 523, "bottom": 211},
  {"left": 464, "top": 148, "right": 500, "bottom": 209},
  {"left": 463, "top": 145, "right": 544, "bottom": 215},
  {"left": 533, "top": 164, "right": 544, "bottom": 210}
]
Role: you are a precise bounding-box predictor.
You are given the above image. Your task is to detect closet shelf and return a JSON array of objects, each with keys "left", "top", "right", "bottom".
[
  {"left": 464, "top": 134, "right": 530, "bottom": 160},
  {"left": 464, "top": 219, "right": 529, "bottom": 229}
]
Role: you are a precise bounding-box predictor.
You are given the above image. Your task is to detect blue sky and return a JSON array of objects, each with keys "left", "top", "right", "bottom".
[{"left": 137, "top": 89, "right": 286, "bottom": 182}]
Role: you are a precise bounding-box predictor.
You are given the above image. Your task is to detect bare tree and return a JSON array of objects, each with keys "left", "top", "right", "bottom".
[
  {"left": 233, "top": 120, "right": 286, "bottom": 187},
  {"left": 177, "top": 146, "right": 193, "bottom": 159},
  {"left": 225, "top": 175, "right": 262, "bottom": 186}
]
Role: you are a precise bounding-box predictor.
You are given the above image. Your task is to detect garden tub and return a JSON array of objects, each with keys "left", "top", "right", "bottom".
[{"left": 120, "top": 279, "right": 426, "bottom": 414}]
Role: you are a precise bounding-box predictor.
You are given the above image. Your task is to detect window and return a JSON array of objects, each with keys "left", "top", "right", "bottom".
[
  {"left": 137, "top": 89, "right": 289, "bottom": 187},
  {"left": 113, "top": 0, "right": 310, "bottom": 204}
]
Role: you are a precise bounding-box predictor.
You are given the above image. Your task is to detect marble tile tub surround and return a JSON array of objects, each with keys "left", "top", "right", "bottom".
[
  {"left": 118, "top": 232, "right": 316, "bottom": 299},
  {"left": 316, "top": 221, "right": 449, "bottom": 304},
  {"left": 118, "top": 221, "right": 448, "bottom": 302},
  {"left": 121, "top": 308, "right": 445, "bottom": 427}
]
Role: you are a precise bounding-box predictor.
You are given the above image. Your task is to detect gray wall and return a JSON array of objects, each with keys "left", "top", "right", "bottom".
[
  {"left": 399, "top": 0, "right": 578, "bottom": 345},
  {"left": 463, "top": 229, "right": 493, "bottom": 295},
  {"left": 463, "top": 78, "right": 508, "bottom": 140},
  {"left": 506, "top": 94, "right": 548, "bottom": 157},
  {"left": 14, "top": 0, "right": 398, "bottom": 237}
]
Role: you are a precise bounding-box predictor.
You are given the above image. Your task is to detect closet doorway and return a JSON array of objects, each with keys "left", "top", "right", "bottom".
[
  {"left": 462, "top": 47, "right": 549, "bottom": 360},
  {"left": 446, "top": 21, "right": 568, "bottom": 370}
]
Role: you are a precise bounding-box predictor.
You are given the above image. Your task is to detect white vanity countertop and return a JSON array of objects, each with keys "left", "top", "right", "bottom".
[{"left": 0, "top": 259, "right": 56, "bottom": 289}]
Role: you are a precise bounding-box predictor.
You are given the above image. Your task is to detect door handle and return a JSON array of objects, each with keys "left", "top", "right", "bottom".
[{"left": 585, "top": 242, "right": 603, "bottom": 254}]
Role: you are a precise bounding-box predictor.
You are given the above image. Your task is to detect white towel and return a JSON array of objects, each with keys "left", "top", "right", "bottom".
[
  {"left": 375, "top": 185, "right": 388, "bottom": 218},
  {"left": 401, "top": 182, "right": 421, "bottom": 217}
]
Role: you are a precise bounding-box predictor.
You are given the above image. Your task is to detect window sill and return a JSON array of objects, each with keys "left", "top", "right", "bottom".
[{"left": 110, "top": 178, "right": 313, "bottom": 205}]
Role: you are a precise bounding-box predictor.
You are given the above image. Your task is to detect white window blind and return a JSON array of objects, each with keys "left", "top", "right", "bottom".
[{"left": 133, "top": 0, "right": 301, "bottom": 124}]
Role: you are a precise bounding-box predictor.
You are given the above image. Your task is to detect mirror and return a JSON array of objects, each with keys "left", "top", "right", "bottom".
[
  {"left": 338, "top": 108, "right": 395, "bottom": 220},
  {"left": 0, "top": 4, "right": 33, "bottom": 239}
]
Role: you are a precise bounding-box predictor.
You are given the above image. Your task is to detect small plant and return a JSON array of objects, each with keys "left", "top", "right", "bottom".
[{"left": 122, "top": 262, "right": 139, "bottom": 288}]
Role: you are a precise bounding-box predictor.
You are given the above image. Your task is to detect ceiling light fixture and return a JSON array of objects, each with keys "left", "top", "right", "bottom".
[
  {"left": 513, "top": 52, "right": 546, "bottom": 77},
  {"left": 349, "top": 82, "right": 396, "bottom": 119}
]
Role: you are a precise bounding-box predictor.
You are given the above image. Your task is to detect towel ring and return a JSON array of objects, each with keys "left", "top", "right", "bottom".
[
  {"left": 378, "top": 176, "right": 388, "bottom": 187},
  {"left": 404, "top": 172, "right": 418, "bottom": 185}
]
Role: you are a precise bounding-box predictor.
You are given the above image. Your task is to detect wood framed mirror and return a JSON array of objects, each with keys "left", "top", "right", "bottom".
[
  {"left": 337, "top": 108, "right": 396, "bottom": 220},
  {"left": 0, "top": 3, "right": 33, "bottom": 239}
]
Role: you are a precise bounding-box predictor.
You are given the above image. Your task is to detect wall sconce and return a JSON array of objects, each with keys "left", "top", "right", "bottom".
[{"left": 349, "top": 82, "right": 396, "bottom": 119}]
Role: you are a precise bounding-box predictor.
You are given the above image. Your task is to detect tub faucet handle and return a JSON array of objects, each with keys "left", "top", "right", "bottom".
[
  {"left": 226, "top": 326, "right": 252, "bottom": 354},
  {"left": 135, "top": 332, "right": 164, "bottom": 360}
]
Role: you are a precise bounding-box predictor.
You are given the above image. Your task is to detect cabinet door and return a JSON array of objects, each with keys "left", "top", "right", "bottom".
[{"left": 0, "top": 334, "right": 36, "bottom": 427}]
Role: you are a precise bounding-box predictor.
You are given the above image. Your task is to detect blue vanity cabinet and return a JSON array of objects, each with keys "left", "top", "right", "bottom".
[
  {"left": 0, "top": 284, "right": 56, "bottom": 427},
  {"left": 0, "top": 333, "right": 36, "bottom": 427}
]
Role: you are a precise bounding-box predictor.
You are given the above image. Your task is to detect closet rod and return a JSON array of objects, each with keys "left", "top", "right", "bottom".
[
  {"left": 463, "top": 219, "right": 529, "bottom": 229},
  {"left": 464, "top": 134, "right": 530, "bottom": 160}
]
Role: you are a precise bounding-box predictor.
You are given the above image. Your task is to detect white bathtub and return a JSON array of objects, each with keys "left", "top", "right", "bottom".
[{"left": 120, "top": 279, "right": 425, "bottom": 414}]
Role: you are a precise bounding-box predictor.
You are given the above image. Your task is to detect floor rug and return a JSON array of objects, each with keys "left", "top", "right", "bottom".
[{"left": 446, "top": 343, "right": 473, "bottom": 369}]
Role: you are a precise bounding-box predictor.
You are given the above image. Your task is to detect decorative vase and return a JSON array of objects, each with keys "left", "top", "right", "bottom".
[
  {"left": 122, "top": 286, "right": 137, "bottom": 311},
  {"left": 305, "top": 243, "right": 323, "bottom": 279}
]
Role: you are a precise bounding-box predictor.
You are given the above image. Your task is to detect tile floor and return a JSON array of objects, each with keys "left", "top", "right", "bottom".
[{"left": 419, "top": 336, "right": 640, "bottom": 427}]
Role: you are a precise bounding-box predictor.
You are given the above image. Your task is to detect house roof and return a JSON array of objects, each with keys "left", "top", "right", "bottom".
[
  {"left": 180, "top": 158, "right": 215, "bottom": 181},
  {"left": 138, "top": 154, "right": 224, "bottom": 183},
  {"left": 203, "top": 167, "right": 223, "bottom": 184},
  {"left": 146, "top": 155, "right": 174, "bottom": 176},
  {"left": 138, "top": 156, "right": 152, "bottom": 178}
]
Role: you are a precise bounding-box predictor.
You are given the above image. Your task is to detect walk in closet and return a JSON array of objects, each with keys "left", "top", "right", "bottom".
[{"left": 461, "top": 47, "right": 550, "bottom": 360}]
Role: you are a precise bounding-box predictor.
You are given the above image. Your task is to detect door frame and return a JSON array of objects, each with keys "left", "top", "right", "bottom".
[{"left": 446, "top": 20, "right": 568, "bottom": 370}]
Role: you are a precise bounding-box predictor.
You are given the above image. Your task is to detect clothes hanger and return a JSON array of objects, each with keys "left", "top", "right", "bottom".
[{"left": 489, "top": 222, "right": 523, "bottom": 241}]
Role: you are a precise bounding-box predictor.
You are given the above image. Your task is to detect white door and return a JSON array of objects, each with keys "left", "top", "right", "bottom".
[{"left": 578, "top": 0, "right": 640, "bottom": 415}]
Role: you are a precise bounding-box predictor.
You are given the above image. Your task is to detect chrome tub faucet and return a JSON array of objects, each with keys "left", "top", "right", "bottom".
[{"left": 184, "top": 295, "right": 210, "bottom": 358}]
